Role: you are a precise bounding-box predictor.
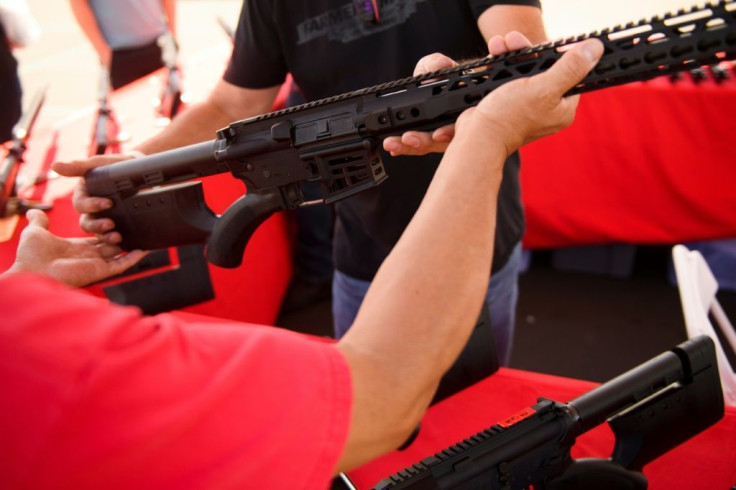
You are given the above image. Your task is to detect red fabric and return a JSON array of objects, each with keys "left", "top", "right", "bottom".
[
  {"left": 520, "top": 75, "right": 736, "bottom": 249},
  {"left": 0, "top": 274, "right": 352, "bottom": 490},
  {"left": 349, "top": 367, "right": 736, "bottom": 489}
]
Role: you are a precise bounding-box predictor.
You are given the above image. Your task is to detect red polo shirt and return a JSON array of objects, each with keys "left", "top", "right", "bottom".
[{"left": 0, "top": 273, "right": 352, "bottom": 489}]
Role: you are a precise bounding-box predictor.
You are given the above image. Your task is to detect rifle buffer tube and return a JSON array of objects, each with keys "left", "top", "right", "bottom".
[
  {"left": 568, "top": 336, "right": 710, "bottom": 433},
  {"left": 85, "top": 140, "right": 222, "bottom": 197}
]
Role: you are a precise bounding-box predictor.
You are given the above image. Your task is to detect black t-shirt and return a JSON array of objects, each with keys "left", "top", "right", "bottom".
[
  {"left": 0, "top": 22, "right": 18, "bottom": 80},
  {"left": 224, "top": 0, "right": 541, "bottom": 280}
]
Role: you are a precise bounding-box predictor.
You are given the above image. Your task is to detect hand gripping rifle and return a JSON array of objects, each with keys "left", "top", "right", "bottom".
[
  {"left": 84, "top": 1, "right": 736, "bottom": 268},
  {"left": 371, "top": 335, "right": 725, "bottom": 490},
  {"left": 0, "top": 88, "right": 48, "bottom": 217}
]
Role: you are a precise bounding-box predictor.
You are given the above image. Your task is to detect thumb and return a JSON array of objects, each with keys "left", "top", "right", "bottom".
[
  {"left": 25, "top": 209, "right": 50, "bottom": 230},
  {"left": 51, "top": 154, "right": 126, "bottom": 177},
  {"left": 539, "top": 39, "right": 604, "bottom": 98}
]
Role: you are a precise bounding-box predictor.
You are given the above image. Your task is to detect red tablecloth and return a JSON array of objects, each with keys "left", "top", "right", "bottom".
[
  {"left": 520, "top": 73, "right": 736, "bottom": 249},
  {"left": 0, "top": 63, "right": 294, "bottom": 326},
  {"left": 349, "top": 367, "right": 736, "bottom": 489}
]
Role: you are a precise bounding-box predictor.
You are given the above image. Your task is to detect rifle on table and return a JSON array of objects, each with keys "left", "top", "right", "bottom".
[
  {"left": 371, "top": 335, "right": 725, "bottom": 489},
  {"left": 84, "top": 1, "right": 736, "bottom": 268},
  {"left": 0, "top": 88, "right": 50, "bottom": 217}
]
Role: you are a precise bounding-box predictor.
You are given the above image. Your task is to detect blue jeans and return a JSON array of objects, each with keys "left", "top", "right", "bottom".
[{"left": 332, "top": 243, "right": 522, "bottom": 365}]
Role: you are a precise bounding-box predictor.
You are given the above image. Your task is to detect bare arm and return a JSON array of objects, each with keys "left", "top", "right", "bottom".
[
  {"left": 135, "top": 79, "right": 281, "bottom": 154},
  {"left": 68, "top": 0, "right": 111, "bottom": 67},
  {"left": 334, "top": 37, "right": 603, "bottom": 472},
  {"left": 478, "top": 4, "right": 547, "bottom": 44}
]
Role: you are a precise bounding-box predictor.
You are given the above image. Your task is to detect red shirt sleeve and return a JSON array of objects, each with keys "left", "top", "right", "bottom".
[{"left": 0, "top": 274, "right": 352, "bottom": 490}]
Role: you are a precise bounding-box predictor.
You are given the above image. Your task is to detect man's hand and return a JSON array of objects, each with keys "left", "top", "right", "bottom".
[
  {"left": 51, "top": 153, "right": 137, "bottom": 244},
  {"left": 3, "top": 209, "right": 147, "bottom": 287},
  {"left": 382, "top": 31, "right": 534, "bottom": 157},
  {"left": 461, "top": 38, "right": 604, "bottom": 157}
]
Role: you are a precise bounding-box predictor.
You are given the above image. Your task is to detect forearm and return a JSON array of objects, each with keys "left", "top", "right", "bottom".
[
  {"left": 478, "top": 4, "right": 548, "bottom": 43},
  {"left": 69, "top": 0, "right": 110, "bottom": 64},
  {"left": 134, "top": 80, "right": 280, "bottom": 155},
  {"left": 355, "top": 125, "right": 504, "bottom": 377},
  {"left": 134, "top": 101, "right": 229, "bottom": 154},
  {"left": 336, "top": 115, "right": 508, "bottom": 469}
]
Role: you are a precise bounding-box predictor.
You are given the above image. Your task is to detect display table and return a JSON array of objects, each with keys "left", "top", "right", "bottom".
[
  {"left": 0, "top": 55, "right": 294, "bottom": 325},
  {"left": 520, "top": 71, "right": 736, "bottom": 249},
  {"left": 348, "top": 367, "right": 736, "bottom": 489}
]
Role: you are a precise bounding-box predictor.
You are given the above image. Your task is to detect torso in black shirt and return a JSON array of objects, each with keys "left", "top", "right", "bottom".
[{"left": 225, "top": 0, "right": 539, "bottom": 279}]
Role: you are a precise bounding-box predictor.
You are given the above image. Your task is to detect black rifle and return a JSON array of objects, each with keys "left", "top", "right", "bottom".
[
  {"left": 371, "top": 335, "right": 725, "bottom": 489},
  {"left": 84, "top": 1, "right": 736, "bottom": 268},
  {"left": 0, "top": 88, "right": 48, "bottom": 217}
]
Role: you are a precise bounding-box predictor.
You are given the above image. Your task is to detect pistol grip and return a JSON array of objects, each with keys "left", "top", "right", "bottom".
[{"left": 206, "top": 191, "right": 284, "bottom": 268}]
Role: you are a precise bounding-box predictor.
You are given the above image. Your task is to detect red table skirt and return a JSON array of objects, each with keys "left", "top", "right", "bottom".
[
  {"left": 0, "top": 64, "right": 294, "bottom": 326},
  {"left": 520, "top": 74, "right": 736, "bottom": 249}
]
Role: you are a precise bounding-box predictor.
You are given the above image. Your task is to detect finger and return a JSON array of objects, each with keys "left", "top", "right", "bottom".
[
  {"left": 101, "top": 231, "right": 122, "bottom": 244},
  {"left": 413, "top": 52, "right": 457, "bottom": 76},
  {"left": 107, "top": 250, "right": 148, "bottom": 275},
  {"left": 489, "top": 32, "right": 532, "bottom": 57},
  {"left": 383, "top": 132, "right": 448, "bottom": 156},
  {"left": 383, "top": 134, "right": 424, "bottom": 155},
  {"left": 96, "top": 242, "right": 125, "bottom": 259},
  {"left": 25, "top": 209, "right": 50, "bottom": 230},
  {"left": 51, "top": 154, "right": 126, "bottom": 177},
  {"left": 383, "top": 136, "right": 403, "bottom": 154},
  {"left": 504, "top": 31, "right": 532, "bottom": 52},
  {"left": 488, "top": 35, "right": 508, "bottom": 56},
  {"left": 67, "top": 237, "right": 122, "bottom": 258},
  {"left": 538, "top": 39, "right": 604, "bottom": 98},
  {"left": 72, "top": 180, "right": 113, "bottom": 214},
  {"left": 431, "top": 125, "right": 455, "bottom": 143},
  {"left": 79, "top": 213, "right": 116, "bottom": 235}
]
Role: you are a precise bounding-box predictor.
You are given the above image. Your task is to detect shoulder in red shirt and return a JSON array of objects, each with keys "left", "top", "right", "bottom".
[{"left": 0, "top": 273, "right": 352, "bottom": 489}]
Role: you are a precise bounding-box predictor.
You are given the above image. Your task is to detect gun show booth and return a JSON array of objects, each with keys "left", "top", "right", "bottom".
[{"left": 3, "top": 2, "right": 736, "bottom": 488}]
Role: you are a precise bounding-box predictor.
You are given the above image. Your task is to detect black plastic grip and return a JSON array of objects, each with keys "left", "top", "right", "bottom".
[
  {"left": 99, "top": 181, "right": 217, "bottom": 251},
  {"left": 205, "top": 191, "right": 285, "bottom": 268}
]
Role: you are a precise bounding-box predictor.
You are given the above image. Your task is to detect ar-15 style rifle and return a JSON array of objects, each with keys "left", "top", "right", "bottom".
[
  {"left": 85, "top": 1, "right": 736, "bottom": 268},
  {"left": 0, "top": 88, "right": 48, "bottom": 217},
  {"left": 371, "top": 335, "right": 725, "bottom": 489}
]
